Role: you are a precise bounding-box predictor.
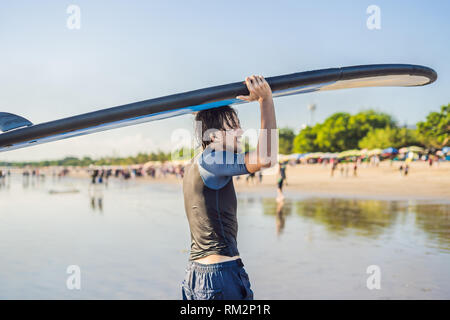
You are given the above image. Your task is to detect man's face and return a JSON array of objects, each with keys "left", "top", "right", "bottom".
[
  {"left": 223, "top": 125, "right": 244, "bottom": 153},
  {"left": 209, "top": 114, "right": 243, "bottom": 153}
]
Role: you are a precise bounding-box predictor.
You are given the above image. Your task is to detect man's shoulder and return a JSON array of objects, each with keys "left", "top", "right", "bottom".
[{"left": 199, "top": 148, "right": 245, "bottom": 166}]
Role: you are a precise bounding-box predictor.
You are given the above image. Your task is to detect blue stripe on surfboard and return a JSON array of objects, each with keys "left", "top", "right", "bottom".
[{"left": 1, "top": 99, "right": 239, "bottom": 152}]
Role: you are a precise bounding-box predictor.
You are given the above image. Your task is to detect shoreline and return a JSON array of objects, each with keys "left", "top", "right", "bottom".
[{"left": 63, "top": 161, "right": 450, "bottom": 202}]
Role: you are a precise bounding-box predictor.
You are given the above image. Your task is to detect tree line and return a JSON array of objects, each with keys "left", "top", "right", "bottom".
[
  {"left": 279, "top": 103, "right": 449, "bottom": 154},
  {"left": 1, "top": 104, "right": 448, "bottom": 167},
  {"left": 0, "top": 152, "right": 175, "bottom": 168}
]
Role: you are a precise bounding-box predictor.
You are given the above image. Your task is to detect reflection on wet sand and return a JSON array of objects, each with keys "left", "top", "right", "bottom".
[
  {"left": 295, "top": 198, "right": 399, "bottom": 237},
  {"left": 261, "top": 197, "right": 450, "bottom": 252},
  {"left": 262, "top": 198, "right": 292, "bottom": 236},
  {"left": 413, "top": 203, "right": 450, "bottom": 252},
  {"left": 0, "top": 174, "right": 9, "bottom": 190},
  {"left": 88, "top": 183, "right": 104, "bottom": 213},
  {"left": 275, "top": 200, "right": 286, "bottom": 236}
]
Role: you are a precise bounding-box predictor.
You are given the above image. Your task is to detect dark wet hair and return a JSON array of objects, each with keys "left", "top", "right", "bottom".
[{"left": 195, "top": 106, "right": 240, "bottom": 149}]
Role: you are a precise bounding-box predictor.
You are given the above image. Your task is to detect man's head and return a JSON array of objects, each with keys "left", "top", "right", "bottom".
[{"left": 195, "top": 106, "right": 243, "bottom": 153}]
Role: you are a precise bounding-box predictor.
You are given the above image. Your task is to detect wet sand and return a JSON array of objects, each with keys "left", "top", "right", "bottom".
[{"left": 2, "top": 174, "right": 450, "bottom": 299}]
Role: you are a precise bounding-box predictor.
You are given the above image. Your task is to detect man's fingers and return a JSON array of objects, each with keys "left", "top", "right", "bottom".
[
  {"left": 262, "top": 78, "right": 270, "bottom": 90},
  {"left": 245, "top": 77, "right": 256, "bottom": 92},
  {"left": 260, "top": 76, "right": 268, "bottom": 88},
  {"left": 250, "top": 75, "right": 261, "bottom": 88},
  {"left": 257, "top": 76, "right": 271, "bottom": 93},
  {"left": 236, "top": 95, "right": 250, "bottom": 101},
  {"left": 254, "top": 75, "right": 263, "bottom": 87},
  {"left": 247, "top": 75, "right": 260, "bottom": 95}
]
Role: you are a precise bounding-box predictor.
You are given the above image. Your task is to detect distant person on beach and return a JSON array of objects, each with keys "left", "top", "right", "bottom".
[
  {"left": 277, "top": 161, "right": 287, "bottom": 202},
  {"left": 404, "top": 158, "right": 412, "bottom": 176},
  {"left": 90, "top": 169, "right": 98, "bottom": 184},
  {"left": 399, "top": 158, "right": 411, "bottom": 177},
  {"left": 281, "top": 161, "right": 288, "bottom": 186},
  {"left": 105, "top": 169, "right": 112, "bottom": 187},
  {"left": 330, "top": 158, "right": 338, "bottom": 177},
  {"left": 0, "top": 170, "right": 5, "bottom": 189},
  {"left": 258, "top": 171, "right": 263, "bottom": 183},
  {"left": 353, "top": 161, "right": 358, "bottom": 177},
  {"left": 181, "top": 75, "right": 277, "bottom": 300},
  {"left": 98, "top": 170, "right": 104, "bottom": 184},
  {"left": 435, "top": 155, "right": 440, "bottom": 167},
  {"left": 246, "top": 171, "right": 256, "bottom": 184},
  {"left": 404, "top": 164, "right": 409, "bottom": 176}
]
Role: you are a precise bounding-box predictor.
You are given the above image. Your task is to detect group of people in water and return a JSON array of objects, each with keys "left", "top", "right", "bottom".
[{"left": 88, "top": 164, "right": 185, "bottom": 185}]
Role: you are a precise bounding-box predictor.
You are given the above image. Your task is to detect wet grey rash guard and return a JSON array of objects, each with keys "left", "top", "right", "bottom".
[{"left": 183, "top": 147, "right": 249, "bottom": 261}]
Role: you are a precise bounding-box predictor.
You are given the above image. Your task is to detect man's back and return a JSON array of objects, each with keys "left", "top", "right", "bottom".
[{"left": 182, "top": 150, "right": 242, "bottom": 261}]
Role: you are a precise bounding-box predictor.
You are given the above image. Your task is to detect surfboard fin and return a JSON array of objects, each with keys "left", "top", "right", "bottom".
[{"left": 0, "top": 112, "right": 33, "bottom": 132}]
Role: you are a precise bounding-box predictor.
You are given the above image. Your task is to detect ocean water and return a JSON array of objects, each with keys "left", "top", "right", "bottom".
[{"left": 0, "top": 174, "right": 449, "bottom": 299}]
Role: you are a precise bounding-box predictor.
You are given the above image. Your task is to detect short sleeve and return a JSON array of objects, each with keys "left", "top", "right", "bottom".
[
  {"left": 199, "top": 150, "right": 249, "bottom": 177},
  {"left": 197, "top": 149, "right": 249, "bottom": 190}
]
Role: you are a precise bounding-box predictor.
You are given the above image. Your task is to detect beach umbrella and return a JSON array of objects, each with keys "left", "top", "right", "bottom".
[
  {"left": 278, "top": 154, "right": 290, "bottom": 162},
  {"left": 382, "top": 147, "right": 398, "bottom": 154},
  {"left": 338, "top": 149, "right": 362, "bottom": 158},
  {"left": 367, "top": 149, "right": 382, "bottom": 156},
  {"left": 321, "top": 153, "right": 338, "bottom": 159},
  {"left": 143, "top": 160, "right": 162, "bottom": 168},
  {"left": 299, "top": 153, "right": 309, "bottom": 159},
  {"left": 306, "top": 152, "right": 325, "bottom": 159},
  {"left": 442, "top": 146, "right": 450, "bottom": 154},
  {"left": 142, "top": 161, "right": 154, "bottom": 168},
  {"left": 171, "top": 159, "right": 190, "bottom": 166},
  {"left": 407, "top": 146, "right": 424, "bottom": 153}
]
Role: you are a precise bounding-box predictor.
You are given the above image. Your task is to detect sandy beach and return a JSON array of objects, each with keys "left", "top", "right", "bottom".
[
  {"left": 67, "top": 160, "right": 450, "bottom": 200},
  {"left": 233, "top": 161, "right": 450, "bottom": 200}
]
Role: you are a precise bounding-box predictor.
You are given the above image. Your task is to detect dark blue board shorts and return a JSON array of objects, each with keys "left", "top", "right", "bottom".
[{"left": 181, "top": 258, "right": 254, "bottom": 300}]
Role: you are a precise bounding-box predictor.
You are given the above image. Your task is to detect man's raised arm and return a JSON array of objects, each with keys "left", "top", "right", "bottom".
[{"left": 237, "top": 75, "right": 278, "bottom": 173}]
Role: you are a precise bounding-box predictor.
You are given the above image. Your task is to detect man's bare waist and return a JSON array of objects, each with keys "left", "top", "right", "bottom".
[{"left": 193, "top": 254, "right": 240, "bottom": 264}]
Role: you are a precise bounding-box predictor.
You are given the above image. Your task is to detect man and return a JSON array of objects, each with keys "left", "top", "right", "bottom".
[{"left": 181, "top": 75, "right": 277, "bottom": 300}]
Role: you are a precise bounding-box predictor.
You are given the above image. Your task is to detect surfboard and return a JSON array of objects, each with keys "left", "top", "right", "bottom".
[{"left": 0, "top": 64, "right": 437, "bottom": 153}]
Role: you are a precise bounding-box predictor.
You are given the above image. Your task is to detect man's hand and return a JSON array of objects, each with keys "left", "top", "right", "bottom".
[{"left": 237, "top": 75, "right": 272, "bottom": 103}]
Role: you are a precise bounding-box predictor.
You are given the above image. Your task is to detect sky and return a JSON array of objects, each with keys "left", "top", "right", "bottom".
[{"left": 0, "top": 0, "right": 449, "bottom": 161}]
